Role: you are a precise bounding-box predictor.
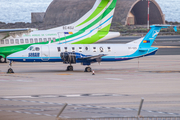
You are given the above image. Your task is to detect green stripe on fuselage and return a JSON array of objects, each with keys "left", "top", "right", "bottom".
[{"left": 0, "top": 42, "right": 48, "bottom": 57}]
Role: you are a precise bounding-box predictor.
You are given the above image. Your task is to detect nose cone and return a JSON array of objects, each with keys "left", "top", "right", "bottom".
[
  {"left": 7, "top": 53, "right": 19, "bottom": 61},
  {"left": 7, "top": 51, "right": 25, "bottom": 62}
]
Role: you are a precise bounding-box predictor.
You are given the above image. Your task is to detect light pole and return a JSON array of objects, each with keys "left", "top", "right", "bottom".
[{"left": 147, "top": 0, "right": 150, "bottom": 32}]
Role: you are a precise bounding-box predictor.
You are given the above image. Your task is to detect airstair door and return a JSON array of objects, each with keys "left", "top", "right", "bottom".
[{"left": 41, "top": 45, "right": 50, "bottom": 61}]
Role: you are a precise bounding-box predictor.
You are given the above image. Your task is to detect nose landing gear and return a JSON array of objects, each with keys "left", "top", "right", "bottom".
[{"left": 7, "top": 61, "right": 14, "bottom": 74}]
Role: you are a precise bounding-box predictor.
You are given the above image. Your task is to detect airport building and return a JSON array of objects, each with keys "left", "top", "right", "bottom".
[{"left": 32, "top": 0, "right": 165, "bottom": 26}]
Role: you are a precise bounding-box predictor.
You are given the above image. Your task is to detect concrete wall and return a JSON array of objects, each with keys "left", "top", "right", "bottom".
[{"left": 31, "top": 12, "right": 45, "bottom": 23}]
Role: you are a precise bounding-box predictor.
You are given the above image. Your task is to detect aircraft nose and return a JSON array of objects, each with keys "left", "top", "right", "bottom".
[
  {"left": 7, "top": 53, "right": 18, "bottom": 61},
  {"left": 7, "top": 51, "right": 24, "bottom": 61}
]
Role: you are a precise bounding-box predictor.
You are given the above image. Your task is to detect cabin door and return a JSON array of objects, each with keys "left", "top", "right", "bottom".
[{"left": 41, "top": 45, "right": 50, "bottom": 61}]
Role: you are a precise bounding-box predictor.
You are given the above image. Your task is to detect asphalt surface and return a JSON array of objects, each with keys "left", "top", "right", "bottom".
[
  {"left": 0, "top": 35, "right": 180, "bottom": 120},
  {"left": 0, "top": 55, "right": 180, "bottom": 120},
  {"left": 98, "top": 35, "right": 180, "bottom": 55}
]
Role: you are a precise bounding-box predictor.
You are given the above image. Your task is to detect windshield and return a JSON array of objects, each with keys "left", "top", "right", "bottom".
[
  {"left": 28, "top": 46, "right": 40, "bottom": 51},
  {"left": 28, "top": 46, "right": 35, "bottom": 51}
]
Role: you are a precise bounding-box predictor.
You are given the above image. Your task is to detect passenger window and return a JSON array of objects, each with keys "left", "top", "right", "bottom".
[
  {"left": 108, "top": 47, "right": 111, "bottom": 52},
  {"left": 48, "top": 38, "right": 51, "bottom": 42},
  {"left": 85, "top": 47, "right": 88, "bottom": 51},
  {"left": 1, "top": 40, "right": 4, "bottom": 44},
  {"left": 93, "top": 47, "right": 96, "bottom": 52},
  {"left": 30, "top": 38, "right": 33, "bottom": 43},
  {"left": 100, "top": 47, "right": 104, "bottom": 52},
  {"left": 39, "top": 38, "right": 42, "bottom": 42},
  {"left": 64, "top": 47, "right": 68, "bottom": 52},
  {"left": 25, "top": 39, "right": 29, "bottom": 43},
  {"left": 35, "top": 47, "right": 40, "bottom": 51},
  {"left": 72, "top": 47, "right": 75, "bottom": 52},
  {"left": 53, "top": 38, "right": 56, "bottom": 42},
  {"left": 15, "top": 39, "right": 19, "bottom": 44},
  {"left": 10, "top": 39, "right": 14, "bottom": 44},
  {"left": 20, "top": 39, "right": 24, "bottom": 44},
  {"left": 79, "top": 47, "right": 82, "bottom": 52},
  {"left": 43, "top": 38, "right": 47, "bottom": 42},
  {"left": 5, "top": 39, "right": 9, "bottom": 44},
  {"left": 34, "top": 38, "right": 38, "bottom": 43},
  {"left": 57, "top": 47, "right": 61, "bottom": 52}
]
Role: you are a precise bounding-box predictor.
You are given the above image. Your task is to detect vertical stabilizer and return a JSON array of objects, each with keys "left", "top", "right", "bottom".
[
  {"left": 50, "top": 0, "right": 117, "bottom": 32},
  {"left": 139, "top": 25, "right": 177, "bottom": 48}
]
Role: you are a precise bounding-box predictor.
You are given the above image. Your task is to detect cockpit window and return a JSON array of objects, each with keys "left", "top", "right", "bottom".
[
  {"left": 28, "top": 46, "right": 35, "bottom": 51},
  {"left": 35, "top": 47, "right": 40, "bottom": 51},
  {"left": 28, "top": 46, "right": 40, "bottom": 51}
]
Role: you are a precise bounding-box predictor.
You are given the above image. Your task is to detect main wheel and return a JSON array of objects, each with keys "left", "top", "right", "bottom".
[
  {"left": 85, "top": 67, "right": 92, "bottom": 72},
  {"left": 0, "top": 56, "right": 6, "bottom": 63},
  {"left": 69, "top": 66, "right": 73, "bottom": 71},
  {"left": 67, "top": 66, "right": 73, "bottom": 71}
]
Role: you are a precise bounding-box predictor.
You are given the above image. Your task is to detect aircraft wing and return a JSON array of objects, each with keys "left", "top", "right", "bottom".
[
  {"left": 78, "top": 54, "right": 107, "bottom": 62},
  {"left": 0, "top": 28, "right": 37, "bottom": 40}
]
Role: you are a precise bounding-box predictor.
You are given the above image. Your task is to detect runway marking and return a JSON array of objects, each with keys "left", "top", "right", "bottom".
[
  {"left": 0, "top": 109, "right": 57, "bottom": 117},
  {"left": 1, "top": 94, "right": 127, "bottom": 99}
]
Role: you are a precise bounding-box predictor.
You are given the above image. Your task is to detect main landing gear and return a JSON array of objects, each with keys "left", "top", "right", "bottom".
[
  {"left": 66, "top": 65, "right": 92, "bottom": 72},
  {"left": 7, "top": 61, "right": 14, "bottom": 74},
  {"left": 84, "top": 67, "right": 92, "bottom": 72}
]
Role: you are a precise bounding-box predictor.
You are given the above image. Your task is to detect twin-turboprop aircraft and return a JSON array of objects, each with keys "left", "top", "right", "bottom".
[
  {"left": 0, "top": 0, "right": 120, "bottom": 63},
  {"left": 7, "top": 25, "right": 177, "bottom": 73}
]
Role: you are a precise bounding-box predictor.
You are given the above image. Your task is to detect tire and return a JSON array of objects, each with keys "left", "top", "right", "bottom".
[
  {"left": 7, "top": 68, "right": 14, "bottom": 73},
  {"left": 86, "top": 67, "right": 92, "bottom": 72},
  {"left": 0, "top": 56, "right": 6, "bottom": 63},
  {"left": 69, "top": 66, "right": 73, "bottom": 71}
]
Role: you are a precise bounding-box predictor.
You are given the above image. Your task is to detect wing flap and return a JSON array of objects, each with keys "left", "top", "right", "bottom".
[{"left": 77, "top": 54, "right": 107, "bottom": 60}]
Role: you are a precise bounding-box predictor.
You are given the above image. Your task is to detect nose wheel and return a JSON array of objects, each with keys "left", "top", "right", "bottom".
[
  {"left": 85, "top": 67, "right": 92, "bottom": 72},
  {"left": 67, "top": 65, "right": 73, "bottom": 71}
]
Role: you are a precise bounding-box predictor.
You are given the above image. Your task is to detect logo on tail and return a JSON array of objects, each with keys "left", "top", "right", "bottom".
[{"left": 152, "top": 30, "right": 159, "bottom": 37}]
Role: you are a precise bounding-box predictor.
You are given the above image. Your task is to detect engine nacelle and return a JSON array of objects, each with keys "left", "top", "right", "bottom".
[{"left": 60, "top": 52, "right": 76, "bottom": 64}]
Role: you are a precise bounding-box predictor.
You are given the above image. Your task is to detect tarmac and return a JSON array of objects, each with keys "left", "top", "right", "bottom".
[
  {"left": 0, "top": 35, "right": 180, "bottom": 120},
  {"left": 0, "top": 55, "right": 180, "bottom": 120}
]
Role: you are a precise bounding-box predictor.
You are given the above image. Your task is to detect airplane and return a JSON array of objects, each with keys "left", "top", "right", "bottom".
[
  {"left": 0, "top": 0, "right": 120, "bottom": 63},
  {"left": 6, "top": 25, "right": 177, "bottom": 73}
]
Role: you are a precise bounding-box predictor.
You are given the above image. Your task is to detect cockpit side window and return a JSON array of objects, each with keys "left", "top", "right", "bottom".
[
  {"left": 35, "top": 47, "right": 40, "bottom": 51},
  {"left": 28, "top": 46, "right": 34, "bottom": 51}
]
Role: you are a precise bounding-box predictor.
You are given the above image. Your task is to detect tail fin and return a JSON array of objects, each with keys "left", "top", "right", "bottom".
[
  {"left": 139, "top": 25, "right": 177, "bottom": 48},
  {"left": 50, "top": 0, "right": 117, "bottom": 32}
]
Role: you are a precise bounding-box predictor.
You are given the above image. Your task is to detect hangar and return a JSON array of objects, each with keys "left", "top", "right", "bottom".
[{"left": 32, "top": 0, "right": 165, "bottom": 26}]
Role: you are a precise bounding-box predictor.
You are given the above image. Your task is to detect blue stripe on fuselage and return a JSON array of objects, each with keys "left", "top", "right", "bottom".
[{"left": 7, "top": 49, "right": 158, "bottom": 63}]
